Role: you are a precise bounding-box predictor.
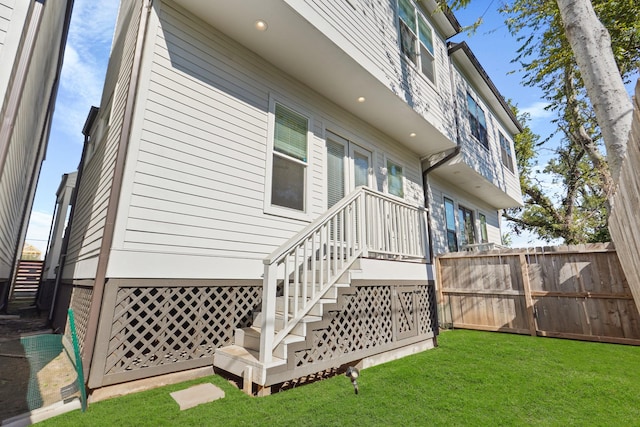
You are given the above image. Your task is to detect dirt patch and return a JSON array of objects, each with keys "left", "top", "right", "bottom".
[{"left": 0, "top": 313, "right": 77, "bottom": 422}]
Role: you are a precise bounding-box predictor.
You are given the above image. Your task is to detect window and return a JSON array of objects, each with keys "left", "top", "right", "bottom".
[
  {"left": 270, "top": 103, "right": 308, "bottom": 212},
  {"left": 499, "top": 133, "right": 515, "bottom": 173},
  {"left": 386, "top": 159, "right": 404, "bottom": 198},
  {"left": 444, "top": 197, "right": 457, "bottom": 252},
  {"left": 398, "top": 0, "right": 436, "bottom": 83},
  {"left": 479, "top": 213, "right": 488, "bottom": 243},
  {"left": 458, "top": 205, "right": 476, "bottom": 246},
  {"left": 467, "top": 93, "right": 488, "bottom": 148}
]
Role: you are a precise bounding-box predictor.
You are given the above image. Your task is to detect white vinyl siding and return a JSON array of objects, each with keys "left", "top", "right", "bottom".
[
  {"left": 450, "top": 63, "right": 522, "bottom": 206},
  {"left": 0, "top": 0, "right": 15, "bottom": 51},
  {"left": 287, "top": 0, "right": 456, "bottom": 142},
  {"left": 63, "top": 0, "right": 142, "bottom": 280},
  {"left": 100, "top": 0, "right": 425, "bottom": 278}
]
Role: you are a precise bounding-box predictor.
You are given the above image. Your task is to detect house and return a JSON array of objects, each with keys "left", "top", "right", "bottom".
[
  {"left": 56, "top": 0, "right": 522, "bottom": 395},
  {"left": 0, "top": 0, "right": 73, "bottom": 311}
]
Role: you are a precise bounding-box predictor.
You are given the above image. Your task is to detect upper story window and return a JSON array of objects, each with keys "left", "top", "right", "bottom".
[
  {"left": 499, "top": 132, "right": 515, "bottom": 173},
  {"left": 467, "top": 93, "right": 488, "bottom": 149},
  {"left": 398, "top": 0, "right": 436, "bottom": 83},
  {"left": 270, "top": 103, "right": 309, "bottom": 212}
]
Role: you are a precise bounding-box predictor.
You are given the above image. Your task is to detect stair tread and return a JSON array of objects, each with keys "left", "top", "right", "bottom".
[
  {"left": 239, "top": 326, "right": 305, "bottom": 342},
  {"left": 216, "top": 345, "right": 285, "bottom": 367},
  {"left": 282, "top": 334, "right": 305, "bottom": 344},
  {"left": 276, "top": 295, "right": 337, "bottom": 304}
]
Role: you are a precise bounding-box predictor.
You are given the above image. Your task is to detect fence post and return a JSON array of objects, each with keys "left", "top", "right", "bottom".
[
  {"left": 519, "top": 254, "right": 537, "bottom": 337},
  {"left": 68, "top": 308, "right": 87, "bottom": 412},
  {"left": 434, "top": 256, "right": 447, "bottom": 328}
]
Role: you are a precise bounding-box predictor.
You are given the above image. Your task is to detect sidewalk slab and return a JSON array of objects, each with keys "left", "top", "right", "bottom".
[{"left": 170, "top": 383, "right": 225, "bottom": 411}]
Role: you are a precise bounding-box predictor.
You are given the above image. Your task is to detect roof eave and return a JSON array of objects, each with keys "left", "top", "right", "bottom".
[{"left": 448, "top": 41, "right": 523, "bottom": 133}]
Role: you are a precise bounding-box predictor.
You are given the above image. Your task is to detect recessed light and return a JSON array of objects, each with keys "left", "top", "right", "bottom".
[
  {"left": 409, "top": 132, "right": 416, "bottom": 137},
  {"left": 255, "top": 20, "right": 268, "bottom": 31},
  {"left": 357, "top": 96, "right": 366, "bottom": 103}
]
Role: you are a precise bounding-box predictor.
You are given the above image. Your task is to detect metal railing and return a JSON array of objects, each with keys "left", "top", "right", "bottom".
[{"left": 259, "top": 187, "right": 427, "bottom": 363}]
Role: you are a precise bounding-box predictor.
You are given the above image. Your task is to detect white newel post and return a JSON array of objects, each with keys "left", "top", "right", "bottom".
[{"left": 260, "top": 262, "right": 278, "bottom": 364}]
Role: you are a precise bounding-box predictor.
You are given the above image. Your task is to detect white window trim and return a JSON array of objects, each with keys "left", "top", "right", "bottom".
[
  {"left": 466, "top": 91, "right": 489, "bottom": 150},
  {"left": 264, "top": 96, "right": 313, "bottom": 222},
  {"left": 498, "top": 131, "right": 516, "bottom": 174},
  {"left": 397, "top": 0, "right": 437, "bottom": 86},
  {"left": 383, "top": 154, "right": 406, "bottom": 200}
]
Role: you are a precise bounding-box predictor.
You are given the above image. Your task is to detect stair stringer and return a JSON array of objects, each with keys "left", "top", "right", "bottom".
[{"left": 264, "top": 277, "right": 438, "bottom": 386}]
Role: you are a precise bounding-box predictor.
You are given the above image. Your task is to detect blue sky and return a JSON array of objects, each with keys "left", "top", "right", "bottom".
[{"left": 23, "top": 1, "right": 604, "bottom": 253}]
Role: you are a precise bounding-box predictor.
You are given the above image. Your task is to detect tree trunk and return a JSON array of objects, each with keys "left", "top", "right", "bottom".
[{"left": 556, "top": 0, "right": 633, "bottom": 183}]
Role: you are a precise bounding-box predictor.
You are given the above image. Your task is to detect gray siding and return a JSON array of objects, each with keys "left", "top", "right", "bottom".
[
  {"left": 105, "top": 0, "right": 425, "bottom": 278},
  {"left": 291, "top": 0, "right": 458, "bottom": 143},
  {"left": 63, "top": 0, "right": 143, "bottom": 280},
  {"left": 0, "top": 0, "right": 68, "bottom": 280}
]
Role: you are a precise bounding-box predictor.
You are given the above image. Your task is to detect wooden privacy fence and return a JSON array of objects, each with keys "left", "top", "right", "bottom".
[
  {"left": 436, "top": 243, "right": 640, "bottom": 345},
  {"left": 609, "top": 80, "right": 640, "bottom": 311}
]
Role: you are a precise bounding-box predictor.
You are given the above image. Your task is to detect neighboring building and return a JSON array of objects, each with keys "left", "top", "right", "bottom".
[
  {"left": 0, "top": 0, "right": 74, "bottom": 311},
  {"left": 38, "top": 170, "right": 77, "bottom": 312},
  {"left": 21, "top": 243, "right": 41, "bottom": 261},
  {"left": 57, "top": 0, "right": 522, "bottom": 394}
]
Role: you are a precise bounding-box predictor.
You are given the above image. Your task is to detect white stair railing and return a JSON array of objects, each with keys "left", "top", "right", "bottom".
[{"left": 259, "top": 187, "right": 427, "bottom": 364}]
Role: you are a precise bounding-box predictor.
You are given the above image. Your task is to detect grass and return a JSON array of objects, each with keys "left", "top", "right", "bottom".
[{"left": 40, "top": 330, "right": 640, "bottom": 426}]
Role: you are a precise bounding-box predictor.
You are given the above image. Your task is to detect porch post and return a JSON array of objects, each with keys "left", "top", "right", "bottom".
[
  {"left": 420, "top": 209, "right": 429, "bottom": 259},
  {"left": 359, "top": 191, "right": 368, "bottom": 257},
  {"left": 260, "top": 262, "right": 278, "bottom": 364}
]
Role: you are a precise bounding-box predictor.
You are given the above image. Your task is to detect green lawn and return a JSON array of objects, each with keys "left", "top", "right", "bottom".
[{"left": 40, "top": 330, "right": 640, "bottom": 426}]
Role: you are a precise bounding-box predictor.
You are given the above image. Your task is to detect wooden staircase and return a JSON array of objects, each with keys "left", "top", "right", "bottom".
[
  {"left": 214, "top": 262, "right": 359, "bottom": 389},
  {"left": 214, "top": 187, "right": 428, "bottom": 393}
]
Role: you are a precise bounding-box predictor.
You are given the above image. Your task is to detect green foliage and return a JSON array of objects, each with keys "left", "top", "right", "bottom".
[
  {"left": 40, "top": 331, "right": 640, "bottom": 426},
  {"left": 505, "top": 108, "right": 612, "bottom": 243}
]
